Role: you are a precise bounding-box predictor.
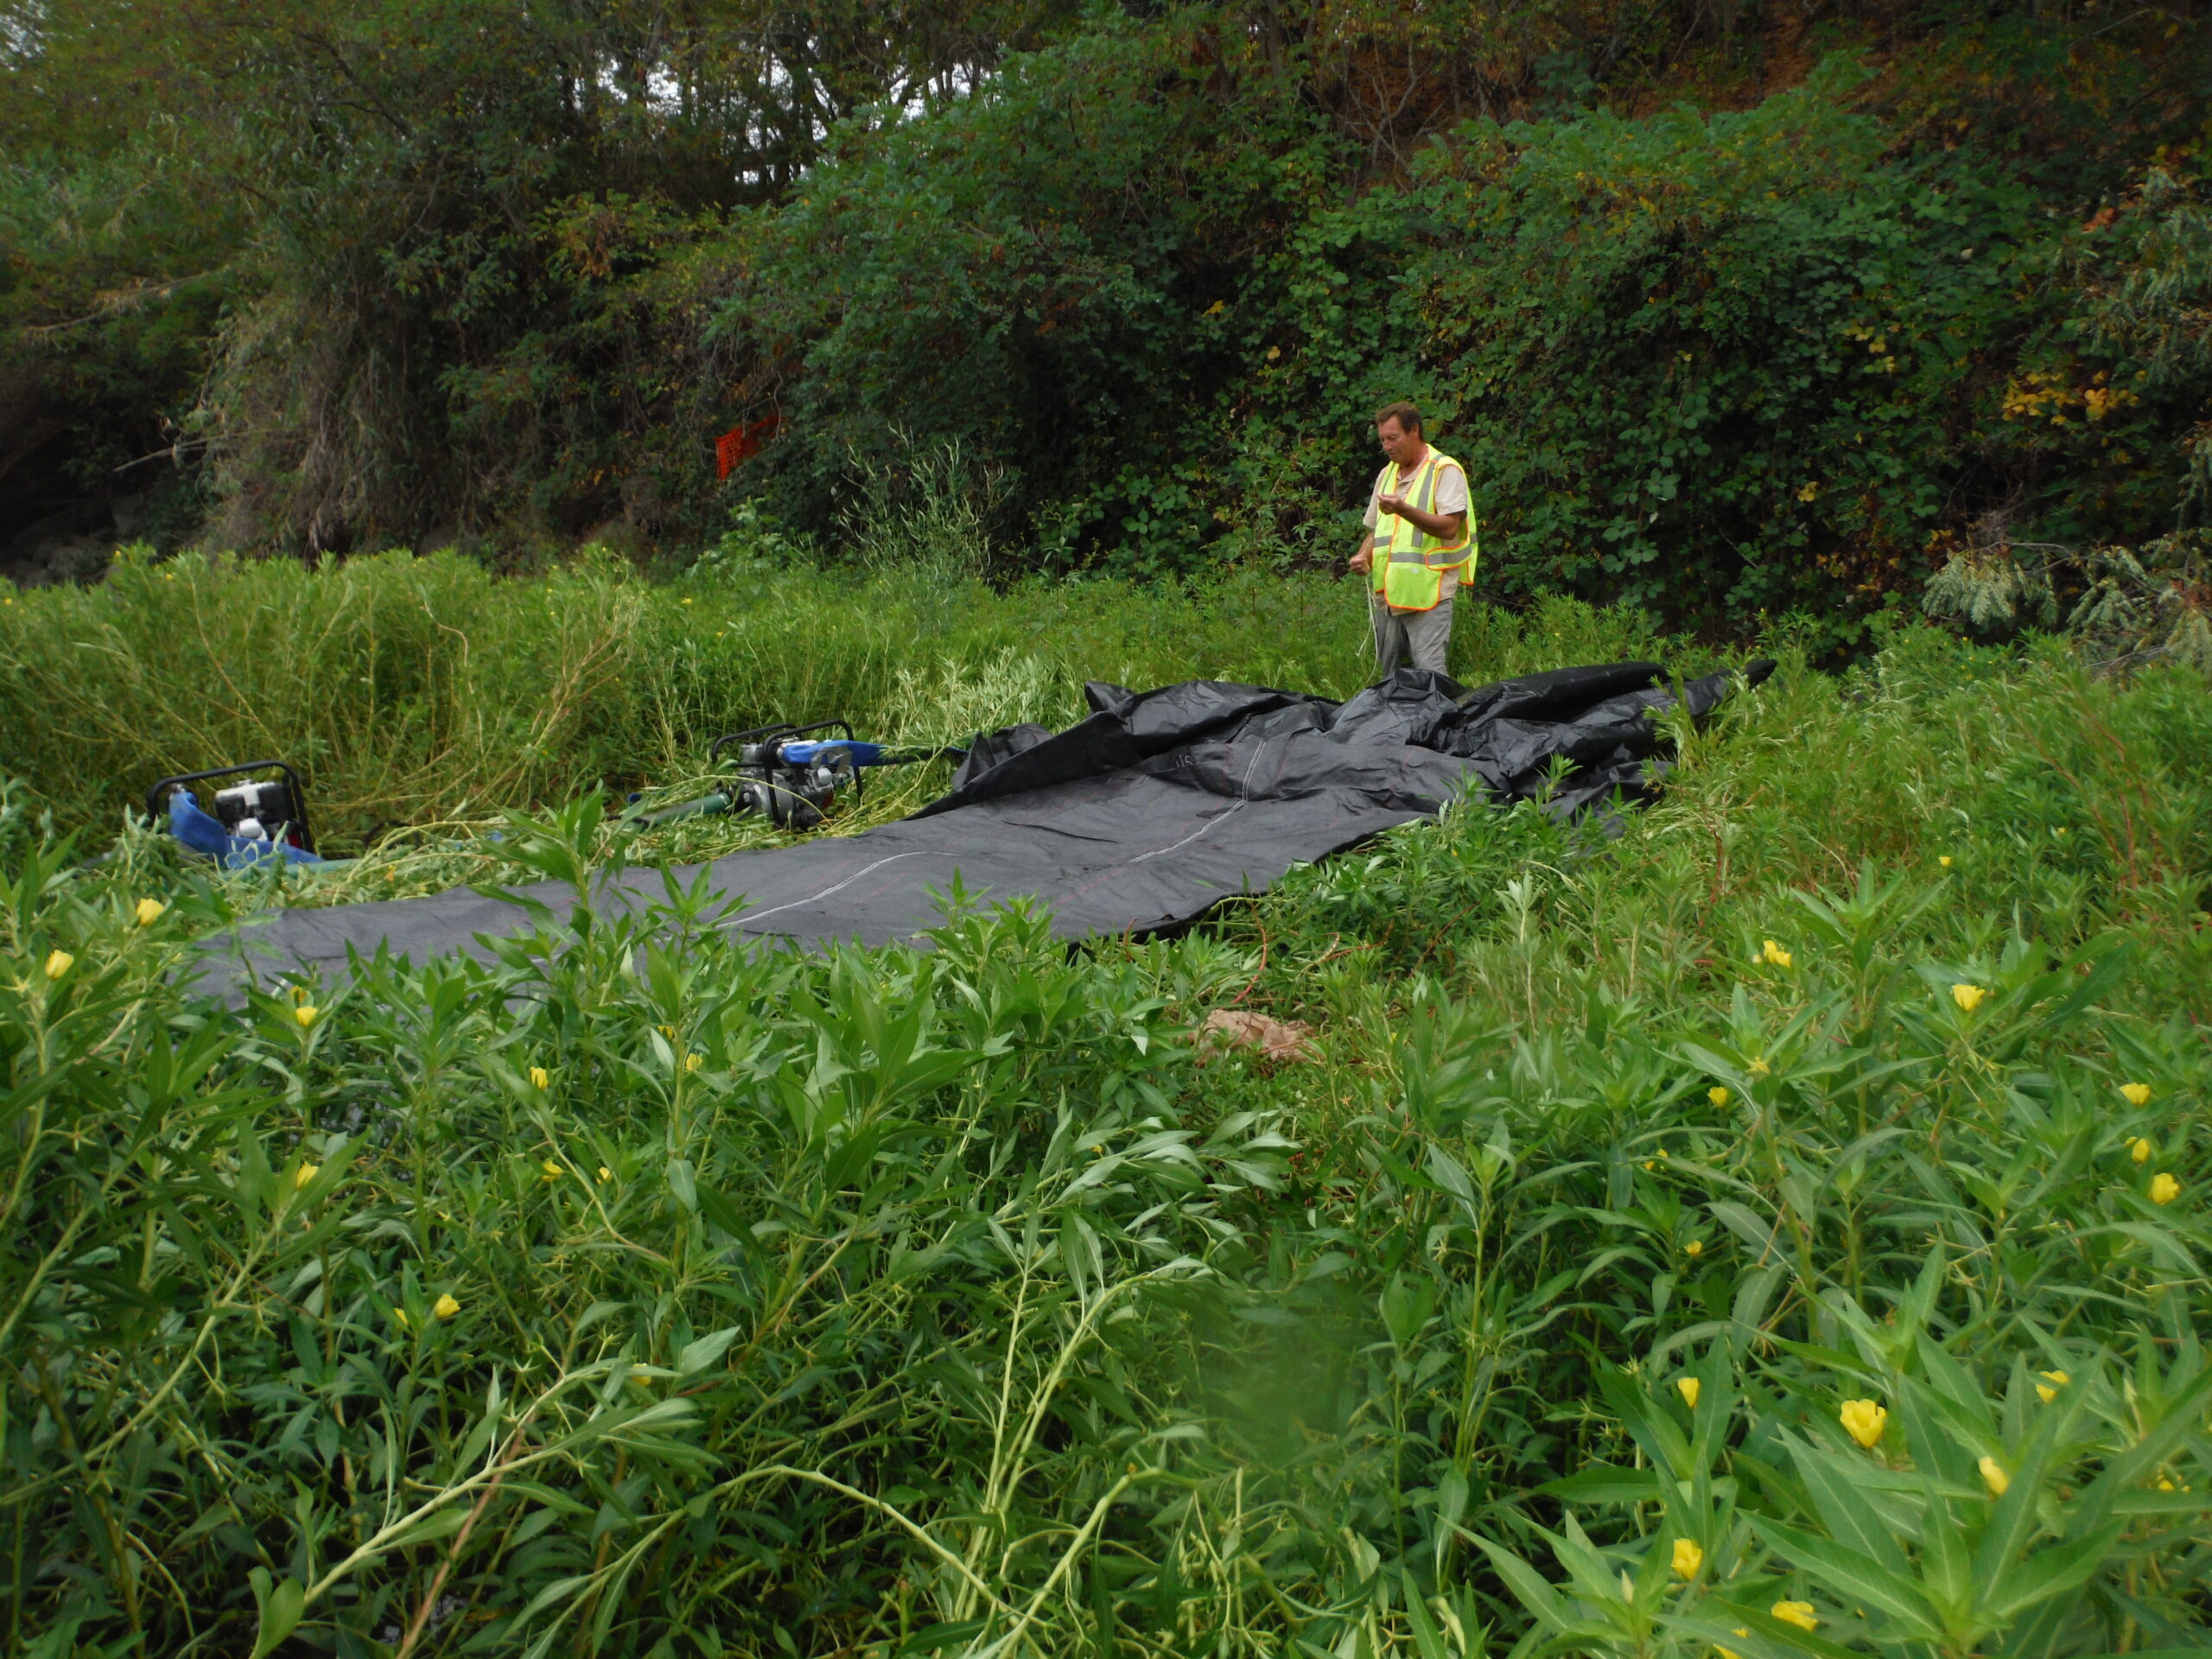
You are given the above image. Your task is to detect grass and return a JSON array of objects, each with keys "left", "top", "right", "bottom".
[
  {"left": 0, "top": 544, "right": 1688, "bottom": 853},
  {"left": 2, "top": 545, "right": 2209, "bottom": 1659}
]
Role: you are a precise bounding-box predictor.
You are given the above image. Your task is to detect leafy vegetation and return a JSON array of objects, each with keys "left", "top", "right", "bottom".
[
  {"left": 7, "top": 3, "right": 2211, "bottom": 643},
  {"left": 3, "top": 568, "right": 2209, "bottom": 1655},
  {"left": 6, "top": 4, "right": 2212, "bottom": 1655}
]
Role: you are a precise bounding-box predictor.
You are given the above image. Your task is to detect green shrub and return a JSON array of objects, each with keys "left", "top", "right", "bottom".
[
  {"left": 700, "top": 39, "right": 2210, "bottom": 643},
  {"left": 1420, "top": 60, "right": 2046, "bottom": 637}
]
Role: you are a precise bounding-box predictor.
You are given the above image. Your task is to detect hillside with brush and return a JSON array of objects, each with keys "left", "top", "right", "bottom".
[{"left": 3, "top": 2, "right": 2210, "bottom": 650}]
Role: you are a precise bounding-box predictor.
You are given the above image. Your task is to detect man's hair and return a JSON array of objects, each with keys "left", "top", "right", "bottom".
[{"left": 1374, "top": 401, "right": 1422, "bottom": 434}]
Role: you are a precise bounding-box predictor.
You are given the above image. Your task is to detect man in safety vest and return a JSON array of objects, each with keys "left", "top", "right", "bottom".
[{"left": 1346, "top": 401, "right": 1476, "bottom": 677}]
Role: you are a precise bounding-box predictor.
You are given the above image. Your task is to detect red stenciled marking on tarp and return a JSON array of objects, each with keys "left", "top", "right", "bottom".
[{"left": 715, "top": 415, "right": 782, "bottom": 480}]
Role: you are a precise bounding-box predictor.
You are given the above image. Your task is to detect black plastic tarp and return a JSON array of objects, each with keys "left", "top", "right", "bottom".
[{"left": 190, "top": 660, "right": 1770, "bottom": 1000}]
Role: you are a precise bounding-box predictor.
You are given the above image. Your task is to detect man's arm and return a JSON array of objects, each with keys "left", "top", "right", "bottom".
[{"left": 1374, "top": 495, "right": 1466, "bottom": 542}]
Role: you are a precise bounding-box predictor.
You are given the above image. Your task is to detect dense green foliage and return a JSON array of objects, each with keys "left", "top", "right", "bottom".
[
  {"left": 0, "top": 136, "right": 236, "bottom": 526},
  {"left": 7, "top": 3, "right": 2210, "bottom": 643},
  {"left": 728, "top": 26, "right": 2208, "bottom": 642},
  {"left": 2, "top": 554, "right": 2209, "bottom": 1656},
  {"left": 1424, "top": 70, "right": 2060, "bottom": 620},
  {"left": 0, "top": 0, "right": 1065, "bottom": 547}
]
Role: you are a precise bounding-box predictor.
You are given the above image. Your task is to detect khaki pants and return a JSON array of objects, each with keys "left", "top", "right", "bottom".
[{"left": 1370, "top": 590, "right": 1454, "bottom": 676}]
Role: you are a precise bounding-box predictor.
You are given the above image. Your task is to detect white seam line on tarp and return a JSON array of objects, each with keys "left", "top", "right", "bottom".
[
  {"left": 1128, "top": 741, "right": 1268, "bottom": 866},
  {"left": 721, "top": 849, "right": 944, "bottom": 929}
]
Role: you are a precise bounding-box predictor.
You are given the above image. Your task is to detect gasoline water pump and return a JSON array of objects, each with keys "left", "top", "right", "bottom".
[{"left": 621, "top": 721, "right": 959, "bottom": 833}]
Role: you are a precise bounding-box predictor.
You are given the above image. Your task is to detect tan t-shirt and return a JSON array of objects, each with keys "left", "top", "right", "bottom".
[{"left": 1365, "top": 453, "right": 1471, "bottom": 607}]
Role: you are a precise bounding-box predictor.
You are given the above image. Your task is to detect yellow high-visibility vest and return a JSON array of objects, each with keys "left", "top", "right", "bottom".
[{"left": 1372, "top": 448, "right": 1477, "bottom": 613}]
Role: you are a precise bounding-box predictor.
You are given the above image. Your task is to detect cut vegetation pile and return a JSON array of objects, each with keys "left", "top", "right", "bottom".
[{"left": 3, "top": 558, "right": 2209, "bottom": 1657}]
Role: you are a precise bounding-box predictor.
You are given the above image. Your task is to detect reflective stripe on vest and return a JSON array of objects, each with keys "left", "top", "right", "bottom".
[{"left": 1374, "top": 449, "right": 1477, "bottom": 613}]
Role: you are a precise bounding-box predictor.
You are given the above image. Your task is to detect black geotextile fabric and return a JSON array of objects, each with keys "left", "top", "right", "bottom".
[{"left": 190, "top": 659, "right": 1772, "bottom": 1001}]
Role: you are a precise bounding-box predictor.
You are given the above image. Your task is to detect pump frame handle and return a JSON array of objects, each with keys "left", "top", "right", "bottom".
[
  {"left": 145, "top": 760, "right": 317, "bottom": 854},
  {"left": 709, "top": 720, "right": 855, "bottom": 768}
]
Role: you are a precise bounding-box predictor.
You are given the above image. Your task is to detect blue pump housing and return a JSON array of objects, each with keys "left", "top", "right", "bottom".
[
  {"left": 168, "top": 790, "right": 327, "bottom": 869},
  {"left": 778, "top": 740, "right": 891, "bottom": 766}
]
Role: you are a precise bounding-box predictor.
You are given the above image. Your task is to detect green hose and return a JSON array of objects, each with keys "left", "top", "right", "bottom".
[{"left": 621, "top": 790, "right": 735, "bottom": 832}]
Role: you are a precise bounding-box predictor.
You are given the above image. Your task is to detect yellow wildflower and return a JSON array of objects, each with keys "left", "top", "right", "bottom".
[
  {"left": 658, "top": 1023, "right": 676, "bottom": 1039},
  {"left": 541, "top": 1159, "right": 563, "bottom": 1179},
  {"left": 1671, "top": 1537, "right": 1704, "bottom": 1580},
  {"left": 393, "top": 1307, "right": 410, "bottom": 1330},
  {"left": 294, "top": 1163, "right": 320, "bottom": 1191},
  {"left": 1980, "top": 1456, "right": 2010, "bottom": 1497},
  {"left": 1719, "top": 1629, "right": 1751, "bottom": 1659},
  {"left": 684, "top": 1052, "right": 703, "bottom": 1073},
  {"left": 42, "top": 950, "right": 73, "bottom": 980},
  {"left": 1951, "top": 983, "right": 1986, "bottom": 1013},
  {"left": 1771, "top": 1602, "right": 1818, "bottom": 1633},
  {"left": 1761, "top": 939, "right": 1793, "bottom": 968},
  {"left": 1840, "top": 1399, "right": 1887, "bottom": 1449},
  {"left": 134, "top": 898, "right": 167, "bottom": 926},
  {"left": 433, "top": 1293, "right": 461, "bottom": 1319},
  {"left": 2130, "top": 1136, "right": 2154, "bottom": 1165},
  {"left": 1747, "top": 1057, "right": 1770, "bottom": 1077},
  {"left": 597, "top": 1166, "right": 612, "bottom": 1184},
  {"left": 294, "top": 1004, "right": 318, "bottom": 1028},
  {"left": 1684, "top": 1239, "right": 1704, "bottom": 1257},
  {"left": 2120, "top": 1082, "right": 2152, "bottom": 1107},
  {"left": 2151, "top": 1173, "right": 2181, "bottom": 1205},
  {"left": 1938, "top": 855, "right": 1953, "bottom": 868},
  {"left": 529, "top": 1065, "right": 550, "bottom": 1090},
  {"left": 2036, "top": 1370, "right": 2069, "bottom": 1403},
  {"left": 1709, "top": 1085, "right": 1731, "bottom": 1107},
  {"left": 1676, "top": 1376, "right": 1700, "bottom": 1409}
]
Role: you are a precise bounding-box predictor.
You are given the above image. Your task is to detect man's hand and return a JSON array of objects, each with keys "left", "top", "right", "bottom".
[
  {"left": 1376, "top": 493, "right": 1409, "bottom": 518},
  {"left": 1348, "top": 541, "right": 1373, "bottom": 575}
]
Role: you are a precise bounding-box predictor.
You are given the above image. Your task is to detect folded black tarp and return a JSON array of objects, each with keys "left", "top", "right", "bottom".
[{"left": 190, "top": 660, "right": 1771, "bottom": 1000}]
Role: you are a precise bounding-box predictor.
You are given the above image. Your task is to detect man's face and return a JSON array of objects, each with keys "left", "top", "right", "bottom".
[{"left": 1376, "top": 417, "right": 1421, "bottom": 467}]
